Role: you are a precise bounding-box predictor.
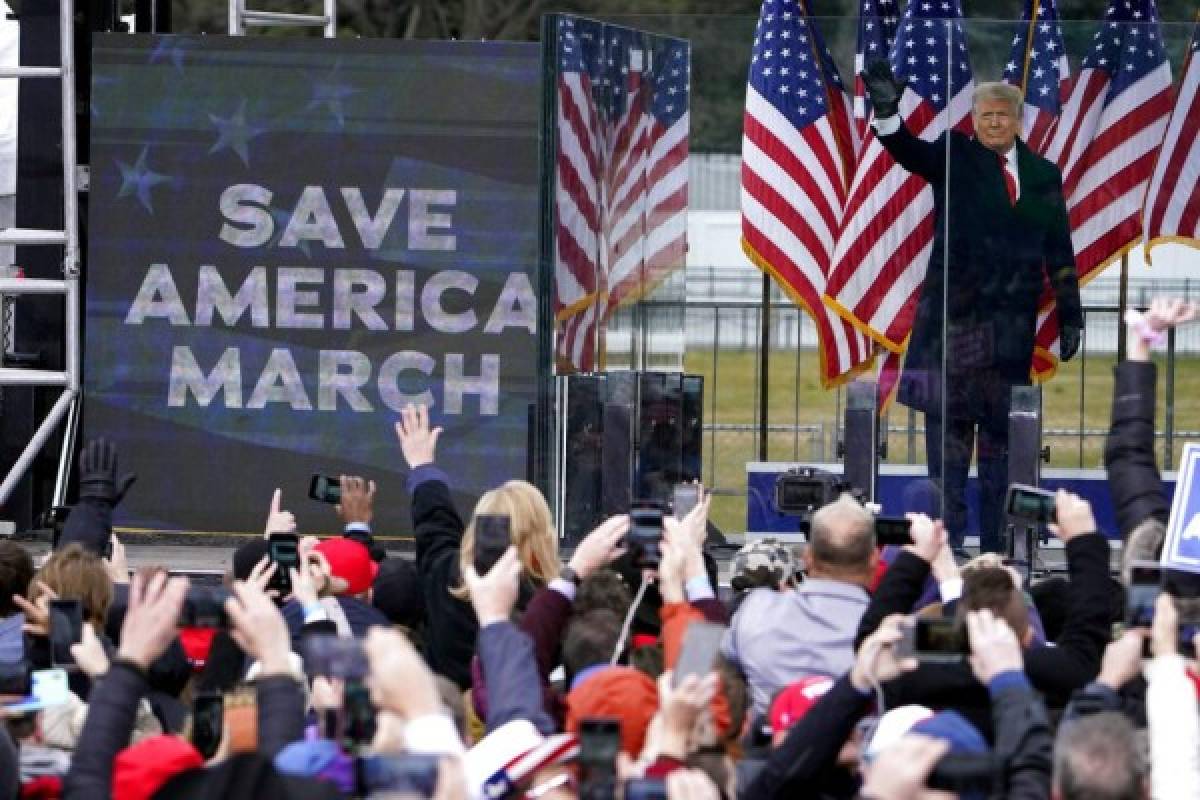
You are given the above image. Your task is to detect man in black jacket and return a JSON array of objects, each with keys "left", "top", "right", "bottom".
[
  {"left": 746, "top": 610, "right": 1053, "bottom": 799},
  {"left": 861, "top": 62, "right": 1084, "bottom": 553},
  {"left": 395, "top": 403, "right": 479, "bottom": 689},
  {"left": 854, "top": 499, "right": 1112, "bottom": 735}
]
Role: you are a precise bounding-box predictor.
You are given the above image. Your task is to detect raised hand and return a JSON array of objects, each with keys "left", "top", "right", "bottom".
[
  {"left": 860, "top": 60, "right": 907, "bottom": 119},
  {"left": 394, "top": 403, "right": 443, "bottom": 469},
  {"left": 363, "top": 626, "right": 442, "bottom": 719},
  {"left": 966, "top": 609, "right": 1024, "bottom": 684},
  {"left": 224, "top": 579, "right": 292, "bottom": 677},
  {"left": 675, "top": 487, "right": 712, "bottom": 551},
  {"left": 904, "top": 513, "right": 946, "bottom": 563},
  {"left": 78, "top": 438, "right": 137, "bottom": 506},
  {"left": 1048, "top": 490, "right": 1095, "bottom": 543},
  {"left": 1098, "top": 630, "right": 1145, "bottom": 689},
  {"left": 463, "top": 546, "right": 520, "bottom": 627},
  {"left": 103, "top": 534, "right": 129, "bottom": 586},
  {"left": 567, "top": 514, "right": 629, "bottom": 581},
  {"left": 1145, "top": 297, "right": 1199, "bottom": 332},
  {"left": 263, "top": 488, "right": 296, "bottom": 538},
  {"left": 336, "top": 475, "right": 376, "bottom": 526},
  {"left": 851, "top": 614, "right": 919, "bottom": 691},
  {"left": 246, "top": 555, "right": 280, "bottom": 600},
  {"left": 70, "top": 623, "right": 111, "bottom": 679},
  {"left": 12, "top": 581, "right": 58, "bottom": 638},
  {"left": 116, "top": 571, "right": 188, "bottom": 671},
  {"left": 1150, "top": 592, "right": 1179, "bottom": 660}
]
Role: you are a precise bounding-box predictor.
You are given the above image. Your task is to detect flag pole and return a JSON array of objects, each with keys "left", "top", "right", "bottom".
[
  {"left": 759, "top": 272, "right": 771, "bottom": 461},
  {"left": 1117, "top": 252, "right": 1128, "bottom": 362}
]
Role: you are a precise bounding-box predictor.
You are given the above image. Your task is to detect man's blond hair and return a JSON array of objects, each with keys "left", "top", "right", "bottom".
[{"left": 972, "top": 82, "right": 1022, "bottom": 116}]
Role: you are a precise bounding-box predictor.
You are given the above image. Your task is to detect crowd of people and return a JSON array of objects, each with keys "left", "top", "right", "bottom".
[{"left": 0, "top": 298, "right": 1195, "bottom": 799}]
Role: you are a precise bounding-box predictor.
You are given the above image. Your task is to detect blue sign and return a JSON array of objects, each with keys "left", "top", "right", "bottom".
[
  {"left": 84, "top": 35, "right": 542, "bottom": 535},
  {"left": 1162, "top": 443, "right": 1200, "bottom": 571}
]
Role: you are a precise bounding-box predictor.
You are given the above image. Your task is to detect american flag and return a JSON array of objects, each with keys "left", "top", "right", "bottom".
[
  {"left": 1143, "top": 17, "right": 1200, "bottom": 259},
  {"left": 824, "top": 0, "right": 975, "bottom": 378},
  {"left": 551, "top": 20, "right": 691, "bottom": 372},
  {"left": 854, "top": 0, "right": 900, "bottom": 140},
  {"left": 1004, "top": 0, "right": 1071, "bottom": 153},
  {"left": 1045, "top": 0, "right": 1171, "bottom": 283},
  {"left": 553, "top": 17, "right": 606, "bottom": 371},
  {"left": 605, "top": 33, "right": 691, "bottom": 312},
  {"left": 741, "top": 0, "right": 872, "bottom": 388},
  {"left": 1003, "top": 0, "right": 1073, "bottom": 378}
]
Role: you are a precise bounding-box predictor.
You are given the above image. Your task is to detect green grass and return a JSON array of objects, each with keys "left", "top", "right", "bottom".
[{"left": 683, "top": 348, "right": 1200, "bottom": 535}]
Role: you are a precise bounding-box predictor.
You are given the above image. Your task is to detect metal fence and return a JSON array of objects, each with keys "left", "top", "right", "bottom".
[{"left": 636, "top": 273, "right": 1200, "bottom": 535}]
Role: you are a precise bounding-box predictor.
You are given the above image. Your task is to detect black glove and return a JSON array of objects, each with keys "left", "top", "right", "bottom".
[
  {"left": 860, "top": 60, "right": 906, "bottom": 119},
  {"left": 77, "top": 438, "right": 137, "bottom": 506},
  {"left": 1059, "top": 325, "right": 1082, "bottom": 362}
]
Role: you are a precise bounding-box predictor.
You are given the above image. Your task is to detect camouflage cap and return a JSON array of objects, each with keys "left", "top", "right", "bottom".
[{"left": 731, "top": 537, "right": 794, "bottom": 591}]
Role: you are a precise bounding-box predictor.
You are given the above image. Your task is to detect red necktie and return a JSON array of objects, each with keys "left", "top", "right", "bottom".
[{"left": 999, "top": 153, "right": 1017, "bottom": 205}]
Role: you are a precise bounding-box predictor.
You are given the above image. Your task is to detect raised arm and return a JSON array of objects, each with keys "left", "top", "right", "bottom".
[
  {"left": 64, "top": 573, "right": 188, "bottom": 800},
  {"left": 1105, "top": 298, "right": 1197, "bottom": 537},
  {"left": 395, "top": 403, "right": 463, "bottom": 568},
  {"left": 855, "top": 515, "right": 945, "bottom": 649},
  {"left": 1023, "top": 492, "right": 1112, "bottom": 700},
  {"left": 467, "top": 547, "right": 555, "bottom": 734},
  {"left": 861, "top": 60, "right": 947, "bottom": 184}
]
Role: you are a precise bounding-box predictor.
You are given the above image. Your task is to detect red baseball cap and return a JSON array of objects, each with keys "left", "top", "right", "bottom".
[
  {"left": 315, "top": 538, "right": 379, "bottom": 596},
  {"left": 769, "top": 675, "right": 835, "bottom": 733},
  {"left": 112, "top": 735, "right": 204, "bottom": 800}
]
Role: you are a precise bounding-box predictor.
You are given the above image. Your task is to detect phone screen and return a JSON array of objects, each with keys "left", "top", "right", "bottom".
[
  {"left": 49, "top": 599, "right": 83, "bottom": 648},
  {"left": 673, "top": 622, "right": 725, "bottom": 687},
  {"left": 628, "top": 505, "right": 664, "bottom": 569},
  {"left": 473, "top": 514, "right": 511, "bottom": 576},
  {"left": 1126, "top": 562, "right": 1163, "bottom": 628},
  {"left": 267, "top": 533, "right": 299, "bottom": 594},
  {"left": 579, "top": 718, "right": 621, "bottom": 770},
  {"left": 342, "top": 680, "right": 377, "bottom": 752},
  {"left": 1, "top": 668, "right": 70, "bottom": 713},
  {"left": 191, "top": 692, "right": 224, "bottom": 759},
  {"left": 673, "top": 484, "right": 700, "bottom": 519},
  {"left": 916, "top": 618, "right": 968, "bottom": 657}
]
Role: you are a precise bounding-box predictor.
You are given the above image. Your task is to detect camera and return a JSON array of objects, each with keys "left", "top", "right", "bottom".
[
  {"left": 774, "top": 469, "right": 855, "bottom": 534},
  {"left": 1005, "top": 484, "right": 1056, "bottom": 524}
]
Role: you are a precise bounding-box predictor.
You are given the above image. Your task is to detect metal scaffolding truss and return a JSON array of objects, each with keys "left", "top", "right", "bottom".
[
  {"left": 0, "top": 0, "right": 82, "bottom": 509},
  {"left": 229, "top": 0, "right": 337, "bottom": 37}
]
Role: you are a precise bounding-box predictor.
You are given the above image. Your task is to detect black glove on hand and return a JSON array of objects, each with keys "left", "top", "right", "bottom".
[
  {"left": 1059, "top": 325, "right": 1082, "bottom": 362},
  {"left": 78, "top": 438, "right": 136, "bottom": 506},
  {"left": 861, "top": 60, "right": 906, "bottom": 119}
]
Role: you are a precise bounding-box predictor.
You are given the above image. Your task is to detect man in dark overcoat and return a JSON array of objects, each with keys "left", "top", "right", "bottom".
[{"left": 862, "top": 62, "right": 1083, "bottom": 553}]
